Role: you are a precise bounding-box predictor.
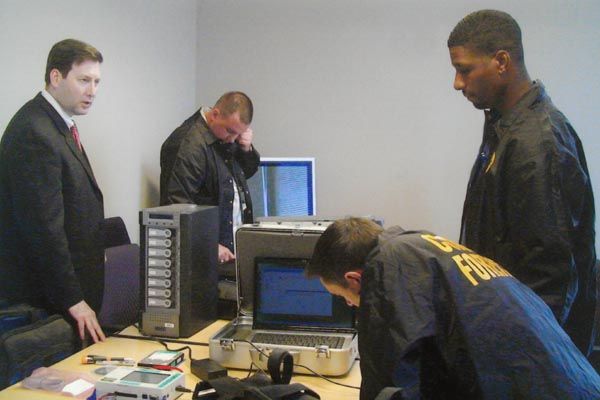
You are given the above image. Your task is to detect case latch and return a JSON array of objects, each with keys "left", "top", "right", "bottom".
[
  {"left": 315, "top": 345, "right": 331, "bottom": 358},
  {"left": 219, "top": 338, "right": 235, "bottom": 351},
  {"left": 249, "top": 346, "right": 269, "bottom": 362}
]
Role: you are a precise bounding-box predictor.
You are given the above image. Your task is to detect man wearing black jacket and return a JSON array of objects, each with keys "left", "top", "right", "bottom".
[
  {"left": 448, "top": 10, "right": 596, "bottom": 355},
  {"left": 160, "top": 92, "right": 259, "bottom": 265},
  {"left": 307, "top": 218, "right": 600, "bottom": 400}
]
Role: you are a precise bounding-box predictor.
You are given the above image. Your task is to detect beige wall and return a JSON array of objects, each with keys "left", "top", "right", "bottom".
[
  {"left": 196, "top": 0, "right": 600, "bottom": 245},
  {"left": 1, "top": 0, "right": 599, "bottom": 249}
]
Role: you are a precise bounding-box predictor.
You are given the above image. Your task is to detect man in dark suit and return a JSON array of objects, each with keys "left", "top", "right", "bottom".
[{"left": 0, "top": 39, "right": 106, "bottom": 343}]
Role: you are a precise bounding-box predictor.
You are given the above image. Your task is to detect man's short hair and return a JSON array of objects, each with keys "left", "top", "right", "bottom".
[
  {"left": 214, "top": 91, "right": 253, "bottom": 125},
  {"left": 45, "top": 39, "right": 103, "bottom": 85},
  {"left": 307, "top": 218, "right": 383, "bottom": 286},
  {"left": 447, "top": 10, "right": 524, "bottom": 64}
]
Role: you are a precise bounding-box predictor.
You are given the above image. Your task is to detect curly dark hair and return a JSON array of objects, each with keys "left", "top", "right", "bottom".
[{"left": 448, "top": 10, "right": 524, "bottom": 64}]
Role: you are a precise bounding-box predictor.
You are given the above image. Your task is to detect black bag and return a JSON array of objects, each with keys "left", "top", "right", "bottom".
[
  {"left": 0, "top": 302, "right": 47, "bottom": 335},
  {"left": 245, "top": 383, "right": 321, "bottom": 400},
  {"left": 193, "top": 348, "right": 321, "bottom": 400},
  {"left": 0, "top": 303, "right": 76, "bottom": 389},
  {"left": 194, "top": 377, "right": 320, "bottom": 400}
]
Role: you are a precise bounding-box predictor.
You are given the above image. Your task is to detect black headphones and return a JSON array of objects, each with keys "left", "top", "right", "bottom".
[{"left": 267, "top": 349, "right": 293, "bottom": 384}]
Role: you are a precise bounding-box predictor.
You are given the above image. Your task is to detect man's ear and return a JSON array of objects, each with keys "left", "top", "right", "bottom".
[
  {"left": 210, "top": 107, "right": 221, "bottom": 119},
  {"left": 344, "top": 271, "right": 362, "bottom": 290},
  {"left": 493, "top": 50, "right": 510, "bottom": 75},
  {"left": 48, "top": 68, "right": 63, "bottom": 88}
]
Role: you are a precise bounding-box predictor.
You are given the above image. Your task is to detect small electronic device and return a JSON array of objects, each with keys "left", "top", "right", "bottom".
[
  {"left": 191, "top": 358, "right": 227, "bottom": 381},
  {"left": 82, "top": 354, "right": 136, "bottom": 366},
  {"left": 95, "top": 366, "right": 184, "bottom": 400},
  {"left": 138, "top": 350, "right": 184, "bottom": 368}
]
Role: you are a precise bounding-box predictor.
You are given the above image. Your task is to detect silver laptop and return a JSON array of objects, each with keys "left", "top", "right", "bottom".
[{"left": 209, "top": 256, "right": 358, "bottom": 376}]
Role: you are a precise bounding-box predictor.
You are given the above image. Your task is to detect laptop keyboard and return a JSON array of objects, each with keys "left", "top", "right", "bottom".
[{"left": 251, "top": 332, "right": 345, "bottom": 349}]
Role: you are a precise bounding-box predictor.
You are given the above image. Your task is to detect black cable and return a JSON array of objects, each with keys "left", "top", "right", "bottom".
[
  {"left": 293, "top": 363, "right": 360, "bottom": 390},
  {"left": 238, "top": 339, "right": 360, "bottom": 390},
  {"left": 110, "top": 333, "right": 209, "bottom": 347},
  {"left": 246, "top": 362, "right": 255, "bottom": 378},
  {"left": 158, "top": 340, "right": 193, "bottom": 362},
  {"left": 175, "top": 385, "right": 193, "bottom": 393},
  {"left": 239, "top": 340, "right": 269, "bottom": 377},
  {"left": 109, "top": 332, "right": 203, "bottom": 370},
  {"left": 249, "top": 361, "right": 268, "bottom": 377},
  {"left": 239, "top": 339, "right": 270, "bottom": 357}
]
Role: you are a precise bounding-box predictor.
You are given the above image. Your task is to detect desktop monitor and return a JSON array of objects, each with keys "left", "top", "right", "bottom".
[{"left": 247, "top": 157, "right": 316, "bottom": 218}]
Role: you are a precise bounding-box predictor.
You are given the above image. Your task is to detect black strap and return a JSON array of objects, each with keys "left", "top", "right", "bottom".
[
  {"left": 201, "top": 376, "right": 321, "bottom": 400},
  {"left": 246, "top": 383, "right": 320, "bottom": 400},
  {"left": 267, "top": 349, "right": 293, "bottom": 384},
  {"left": 201, "top": 376, "right": 245, "bottom": 400}
]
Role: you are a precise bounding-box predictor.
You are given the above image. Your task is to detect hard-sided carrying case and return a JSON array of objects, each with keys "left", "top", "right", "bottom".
[{"left": 209, "top": 220, "right": 358, "bottom": 376}]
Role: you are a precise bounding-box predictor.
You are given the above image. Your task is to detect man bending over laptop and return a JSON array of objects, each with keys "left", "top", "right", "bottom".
[{"left": 306, "top": 217, "right": 600, "bottom": 400}]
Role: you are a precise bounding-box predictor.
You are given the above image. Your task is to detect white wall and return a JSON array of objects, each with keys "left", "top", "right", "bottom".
[
  {"left": 196, "top": 0, "right": 600, "bottom": 246},
  {"left": 0, "top": 0, "right": 197, "bottom": 241},
  {"left": 1, "top": 0, "right": 599, "bottom": 248}
]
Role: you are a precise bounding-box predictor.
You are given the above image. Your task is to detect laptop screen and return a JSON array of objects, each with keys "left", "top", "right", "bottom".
[{"left": 253, "top": 257, "right": 355, "bottom": 331}]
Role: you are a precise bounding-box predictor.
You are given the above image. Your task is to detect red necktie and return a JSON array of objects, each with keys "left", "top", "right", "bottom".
[{"left": 70, "top": 124, "right": 82, "bottom": 151}]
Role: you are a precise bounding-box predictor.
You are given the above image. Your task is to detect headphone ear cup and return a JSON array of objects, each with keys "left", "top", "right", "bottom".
[{"left": 267, "top": 349, "right": 294, "bottom": 384}]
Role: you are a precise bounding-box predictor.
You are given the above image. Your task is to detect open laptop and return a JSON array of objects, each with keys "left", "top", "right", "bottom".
[
  {"left": 209, "top": 255, "right": 358, "bottom": 376},
  {"left": 249, "top": 257, "right": 356, "bottom": 350}
]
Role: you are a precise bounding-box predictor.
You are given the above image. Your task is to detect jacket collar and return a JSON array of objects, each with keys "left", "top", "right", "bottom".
[
  {"left": 34, "top": 93, "right": 102, "bottom": 195},
  {"left": 495, "top": 80, "right": 547, "bottom": 131},
  {"left": 194, "top": 108, "right": 219, "bottom": 145}
]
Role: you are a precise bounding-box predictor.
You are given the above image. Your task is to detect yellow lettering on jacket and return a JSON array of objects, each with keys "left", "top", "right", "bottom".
[
  {"left": 452, "top": 254, "right": 479, "bottom": 286},
  {"left": 421, "top": 234, "right": 470, "bottom": 253},
  {"left": 463, "top": 253, "right": 492, "bottom": 280},
  {"left": 421, "top": 234, "right": 513, "bottom": 287}
]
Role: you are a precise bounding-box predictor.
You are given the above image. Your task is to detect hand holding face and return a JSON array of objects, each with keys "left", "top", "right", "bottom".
[{"left": 237, "top": 127, "right": 253, "bottom": 152}]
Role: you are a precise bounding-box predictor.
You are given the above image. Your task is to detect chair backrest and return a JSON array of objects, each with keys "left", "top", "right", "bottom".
[
  {"left": 103, "top": 217, "right": 131, "bottom": 249},
  {"left": 98, "top": 244, "right": 140, "bottom": 332}
]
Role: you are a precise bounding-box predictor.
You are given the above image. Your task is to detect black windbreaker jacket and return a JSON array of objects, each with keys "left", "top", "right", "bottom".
[
  {"left": 358, "top": 227, "right": 600, "bottom": 400},
  {"left": 459, "top": 81, "right": 596, "bottom": 353},
  {"left": 159, "top": 110, "right": 259, "bottom": 251}
]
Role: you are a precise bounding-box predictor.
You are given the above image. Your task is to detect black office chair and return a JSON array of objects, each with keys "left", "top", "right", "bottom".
[
  {"left": 102, "top": 216, "right": 131, "bottom": 248},
  {"left": 98, "top": 217, "right": 140, "bottom": 333},
  {"left": 98, "top": 243, "right": 140, "bottom": 333}
]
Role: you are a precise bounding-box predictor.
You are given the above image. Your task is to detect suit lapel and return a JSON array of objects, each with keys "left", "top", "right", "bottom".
[{"left": 34, "top": 94, "right": 103, "bottom": 196}]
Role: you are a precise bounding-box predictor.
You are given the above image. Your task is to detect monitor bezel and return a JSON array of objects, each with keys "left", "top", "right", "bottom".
[
  {"left": 252, "top": 256, "right": 355, "bottom": 332},
  {"left": 252, "top": 157, "right": 316, "bottom": 217}
]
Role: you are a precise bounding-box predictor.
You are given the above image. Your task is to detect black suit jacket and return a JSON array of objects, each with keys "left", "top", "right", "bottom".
[{"left": 0, "top": 93, "right": 105, "bottom": 314}]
